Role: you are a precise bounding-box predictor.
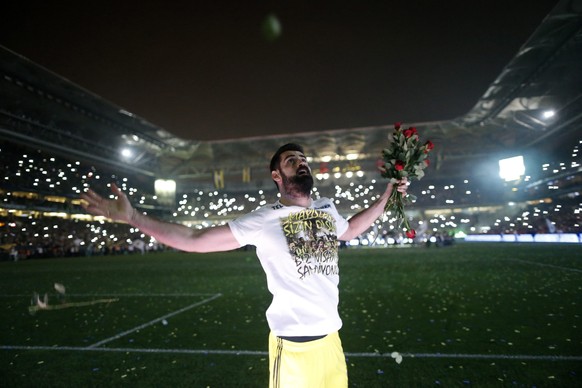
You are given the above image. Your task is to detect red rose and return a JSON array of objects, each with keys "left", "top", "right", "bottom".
[
  {"left": 424, "top": 140, "right": 434, "bottom": 152},
  {"left": 424, "top": 159, "right": 430, "bottom": 167},
  {"left": 406, "top": 229, "right": 416, "bottom": 239},
  {"left": 394, "top": 160, "right": 405, "bottom": 171},
  {"left": 394, "top": 122, "right": 402, "bottom": 130},
  {"left": 403, "top": 127, "right": 418, "bottom": 138}
]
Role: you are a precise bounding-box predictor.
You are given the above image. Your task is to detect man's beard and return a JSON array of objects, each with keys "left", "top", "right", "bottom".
[{"left": 281, "top": 170, "right": 314, "bottom": 197}]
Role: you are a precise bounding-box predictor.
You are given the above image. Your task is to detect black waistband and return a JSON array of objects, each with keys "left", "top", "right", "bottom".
[{"left": 278, "top": 334, "right": 327, "bottom": 343}]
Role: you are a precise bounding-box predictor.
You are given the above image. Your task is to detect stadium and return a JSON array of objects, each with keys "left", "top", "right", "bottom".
[{"left": 1, "top": 1, "right": 581, "bottom": 387}]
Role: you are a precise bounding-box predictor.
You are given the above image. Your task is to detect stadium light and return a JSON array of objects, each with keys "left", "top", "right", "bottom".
[
  {"left": 120, "top": 148, "right": 133, "bottom": 159},
  {"left": 155, "top": 179, "right": 177, "bottom": 206},
  {"left": 498, "top": 156, "right": 525, "bottom": 181}
]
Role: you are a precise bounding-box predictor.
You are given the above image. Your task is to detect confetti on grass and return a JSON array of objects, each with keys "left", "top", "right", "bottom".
[
  {"left": 29, "top": 292, "right": 118, "bottom": 314},
  {"left": 391, "top": 351, "right": 403, "bottom": 364}
]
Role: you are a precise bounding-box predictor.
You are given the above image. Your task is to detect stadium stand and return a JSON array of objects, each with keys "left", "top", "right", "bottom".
[{"left": 1, "top": 135, "right": 580, "bottom": 260}]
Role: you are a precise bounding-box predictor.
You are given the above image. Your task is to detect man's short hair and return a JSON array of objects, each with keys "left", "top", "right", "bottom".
[{"left": 269, "top": 143, "right": 304, "bottom": 172}]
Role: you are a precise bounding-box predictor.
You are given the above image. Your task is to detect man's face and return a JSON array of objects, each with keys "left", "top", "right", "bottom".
[{"left": 277, "top": 150, "right": 313, "bottom": 196}]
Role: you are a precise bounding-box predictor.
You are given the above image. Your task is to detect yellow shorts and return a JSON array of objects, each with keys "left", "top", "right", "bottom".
[{"left": 269, "top": 331, "right": 348, "bottom": 388}]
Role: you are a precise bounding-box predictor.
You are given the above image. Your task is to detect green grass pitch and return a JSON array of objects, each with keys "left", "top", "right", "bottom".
[{"left": 1, "top": 242, "right": 581, "bottom": 387}]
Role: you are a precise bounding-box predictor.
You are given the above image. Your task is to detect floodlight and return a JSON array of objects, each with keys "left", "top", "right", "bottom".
[
  {"left": 155, "top": 179, "right": 177, "bottom": 206},
  {"left": 120, "top": 148, "right": 133, "bottom": 158},
  {"left": 498, "top": 156, "right": 525, "bottom": 181}
]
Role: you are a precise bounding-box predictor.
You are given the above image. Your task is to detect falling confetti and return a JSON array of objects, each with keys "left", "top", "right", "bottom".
[{"left": 54, "top": 283, "right": 66, "bottom": 294}]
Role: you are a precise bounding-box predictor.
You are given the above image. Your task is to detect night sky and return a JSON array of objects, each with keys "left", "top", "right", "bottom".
[{"left": 2, "top": 1, "right": 557, "bottom": 141}]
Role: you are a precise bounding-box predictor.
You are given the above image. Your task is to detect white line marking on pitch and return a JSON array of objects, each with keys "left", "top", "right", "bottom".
[
  {"left": 1, "top": 345, "right": 580, "bottom": 361},
  {"left": 87, "top": 293, "right": 222, "bottom": 348},
  {"left": 509, "top": 258, "right": 582, "bottom": 273},
  {"left": 67, "top": 293, "right": 219, "bottom": 297},
  {"left": 0, "top": 293, "right": 218, "bottom": 298},
  {"left": 345, "top": 352, "right": 582, "bottom": 361}
]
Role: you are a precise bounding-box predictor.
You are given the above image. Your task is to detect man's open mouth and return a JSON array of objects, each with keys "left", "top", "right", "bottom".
[{"left": 297, "top": 167, "right": 309, "bottom": 175}]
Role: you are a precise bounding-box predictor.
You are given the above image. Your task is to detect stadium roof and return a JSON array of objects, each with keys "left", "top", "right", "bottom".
[{"left": 1, "top": 0, "right": 581, "bottom": 191}]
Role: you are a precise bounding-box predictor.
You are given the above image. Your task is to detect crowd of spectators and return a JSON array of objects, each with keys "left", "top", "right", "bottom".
[
  {"left": 1, "top": 139, "right": 580, "bottom": 260},
  {"left": 0, "top": 217, "right": 163, "bottom": 261}
]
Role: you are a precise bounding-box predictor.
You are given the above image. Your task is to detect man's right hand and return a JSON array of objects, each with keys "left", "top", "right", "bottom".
[{"left": 80, "top": 183, "right": 135, "bottom": 223}]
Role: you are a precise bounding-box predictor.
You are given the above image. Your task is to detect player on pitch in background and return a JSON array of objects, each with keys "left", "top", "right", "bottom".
[{"left": 81, "top": 143, "right": 409, "bottom": 387}]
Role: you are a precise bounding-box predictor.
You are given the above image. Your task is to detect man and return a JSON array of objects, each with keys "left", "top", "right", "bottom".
[{"left": 81, "top": 143, "right": 408, "bottom": 387}]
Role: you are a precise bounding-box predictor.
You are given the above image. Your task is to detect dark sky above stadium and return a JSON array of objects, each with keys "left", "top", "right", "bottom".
[{"left": 2, "top": 1, "right": 557, "bottom": 141}]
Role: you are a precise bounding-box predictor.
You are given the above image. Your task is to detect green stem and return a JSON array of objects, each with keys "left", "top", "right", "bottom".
[{"left": 384, "top": 189, "right": 411, "bottom": 232}]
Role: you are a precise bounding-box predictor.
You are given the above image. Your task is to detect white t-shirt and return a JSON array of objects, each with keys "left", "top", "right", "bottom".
[{"left": 228, "top": 197, "right": 350, "bottom": 337}]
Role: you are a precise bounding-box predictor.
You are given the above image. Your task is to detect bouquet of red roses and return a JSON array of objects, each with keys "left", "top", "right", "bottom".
[{"left": 379, "top": 122, "right": 434, "bottom": 238}]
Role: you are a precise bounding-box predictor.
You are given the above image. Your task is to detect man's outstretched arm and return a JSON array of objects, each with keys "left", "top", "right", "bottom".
[
  {"left": 339, "top": 179, "right": 408, "bottom": 241},
  {"left": 80, "top": 184, "right": 240, "bottom": 253}
]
